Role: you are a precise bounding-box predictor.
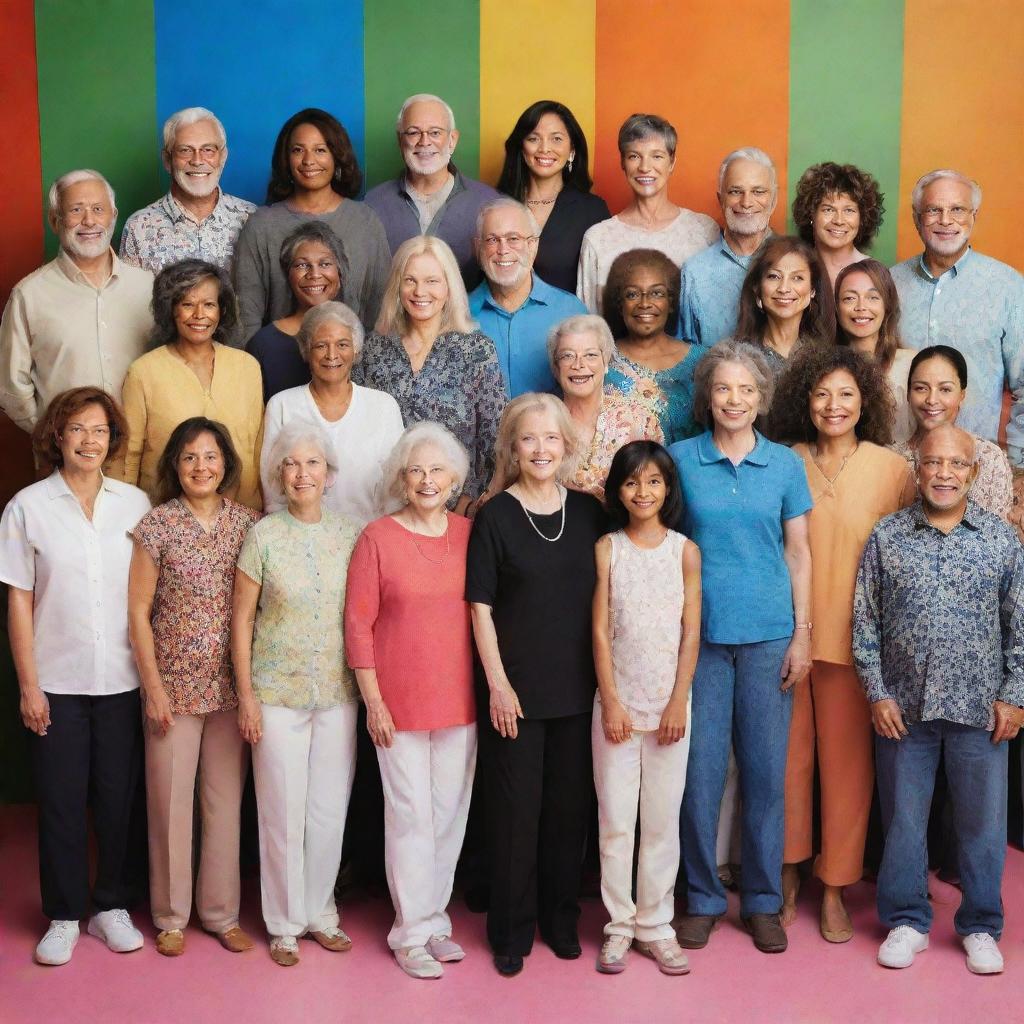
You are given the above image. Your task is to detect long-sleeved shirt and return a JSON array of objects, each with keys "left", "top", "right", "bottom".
[
  {"left": 678, "top": 233, "right": 761, "bottom": 347},
  {"left": 853, "top": 500, "right": 1024, "bottom": 728}
]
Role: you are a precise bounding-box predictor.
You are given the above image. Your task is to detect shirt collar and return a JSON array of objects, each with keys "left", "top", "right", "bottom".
[
  {"left": 916, "top": 246, "right": 973, "bottom": 281},
  {"left": 56, "top": 247, "right": 121, "bottom": 287},
  {"left": 696, "top": 429, "right": 770, "bottom": 467},
  {"left": 44, "top": 470, "right": 119, "bottom": 501},
  {"left": 718, "top": 230, "right": 771, "bottom": 268},
  {"left": 158, "top": 188, "right": 224, "bottom": 225},
  {"left": 909, "top": 498, "right": 982, "bottom": 532}
]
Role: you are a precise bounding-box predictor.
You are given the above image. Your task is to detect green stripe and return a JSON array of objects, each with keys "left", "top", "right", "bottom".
[
  {"left": 363, "top": 0, "right": 481, "bottom": 189},
  {"left": 787, "top": 0, "right": 905, "bottom": 265},
  {"left": 35, "top": 0, "right": 159, "bottom": 258}
]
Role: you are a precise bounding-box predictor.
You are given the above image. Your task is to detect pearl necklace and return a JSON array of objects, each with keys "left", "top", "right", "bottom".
[{"left": 516, "top": 486, "right": 566, "bottom": 542}]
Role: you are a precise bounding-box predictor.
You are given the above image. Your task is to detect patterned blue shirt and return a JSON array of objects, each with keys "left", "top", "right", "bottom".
[
  {"left": 853, "top": 500, "right": 1024, "bottom": 728},
  {"left": 679, "top": 233, "right": 759, "bottom": 347},
  {"left": 890, "top": 249, "right": 1024, "bottom": 466}
]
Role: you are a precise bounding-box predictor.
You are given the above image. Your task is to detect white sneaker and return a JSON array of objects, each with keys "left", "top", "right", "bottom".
[
  {"left": 395, "top": 945, "right": 443, "bottom": 979},
  {"left": 35, "top": 920, "right": 80, "bottom": 965},
  {"left": 87, "top": 909, "right": 144, "bottom": 953},
  {"left": 427, "top": 934, "right": 465, "bottom": 962},
  {"left": 963, "top": 933, "right": 1004, "bottom": 975},
  {"left": 877, "top": 925, "right": 929, "bottom": 968}
]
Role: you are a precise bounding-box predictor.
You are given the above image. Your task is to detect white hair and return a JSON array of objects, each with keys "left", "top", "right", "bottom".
[
  {"left": 475, "top": 196, "right": 540, "bottom": 239},
  {"left": 911, "top": 169, "right": 982, "bottom": 214},
  {"left": 47, "top": 169, "right": 116, "bottom": 224},
  {"left": 396, "top": 93, "right": 456, "bottom": 133},
  {"left": 264, "top": 421, "right": 340, "bottom": 502},
  {"left": 546, "top": 313, "right": 615, "bottom": 373},
  {"left": 717, "top": 147, "right": 777, "bottom": 192},
  {"left": 161, "top": 106, "right": 227, "bottom": 152},
  {"left": 296, "top": 301, "right": 364, "bottom": 360},
  {"left": 379, "top": 422, "right": 470, "bottom": 513}
]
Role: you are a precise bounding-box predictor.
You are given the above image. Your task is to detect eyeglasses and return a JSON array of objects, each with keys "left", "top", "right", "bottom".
[
  {"left": 920, "top": 205, "right": 974, "bottom": 224},
  {"left": 555, "top": 350, "right": 604, "bottom": 365},
  {"left": 919, "top": 456, "right": 974, "bottom": 472},
  {"left": 623, "top": 287, "right": 669, "bottom": 303},
  {"left": 482, "top": 233, "right": 536, "bottom": 250},
  {"left": 290, "top": 259, "right": 338, "bottom": 275},
  {"left": 401, "top": 128, "right": 448, "bottom": 144},
  {"left": 172, "top": 144, "right": 221, "bottom": 161}
]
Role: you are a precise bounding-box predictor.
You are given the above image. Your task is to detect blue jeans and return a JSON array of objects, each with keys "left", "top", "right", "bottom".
[
  {"left": 680, "top": 638, "right": 792, "bottom": 917},
  {"left": 876, "top": 719, "right": 1007, "bottom": 938}
]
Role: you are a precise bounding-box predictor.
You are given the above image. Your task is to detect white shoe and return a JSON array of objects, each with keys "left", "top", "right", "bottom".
[
  {"left": 35, "top": 920, "right": 80, "bottom": 965},
  {"left": 87, "top": 909, "right": 144, "bottom": 953},
  {"left": 963, "top": 933, "right": 1003, "bottom": 974},
  {"left": 877, "top": 925, "right": 929, "bottom": 968},
  {"left": 427, "top": 934, "right": 465, "bottom": 962},
  {"left": 597, "top": 934, "right": 632, "bottom": 974},
  {"left": 395, "top": 945, "right": 443, "bottom": 979}
]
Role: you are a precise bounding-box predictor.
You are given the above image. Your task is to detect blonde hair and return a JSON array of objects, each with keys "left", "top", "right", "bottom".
[{"left": 491, "top": 392, "right": 578, "bottom": 492}]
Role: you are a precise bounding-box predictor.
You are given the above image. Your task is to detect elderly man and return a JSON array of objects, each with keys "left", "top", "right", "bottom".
[
  {"left": 365, "top": 94, "right": 498, "bottom": 290},
  {"left": 891, "top": 170, "right": 1024, "bottom": 466},
  {"left": 678, "top": 148, "right": 776, "bottom": 347},
  {"left": 119, "top": 107, "right": 255, "bottom": 275},
  {"left": 0, "top": 170, "right": 153, "bottom": 431},
  {"left": 854, "top": 424, "right": 1024, "bottom": 977},
  {"left": 468, "top": 198, "right": 585, "bottom": 397}
]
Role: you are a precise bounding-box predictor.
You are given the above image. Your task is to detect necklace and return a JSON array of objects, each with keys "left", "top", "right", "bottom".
[
  {"left": 412, "top": 528, "right": 451, "bottom": 564},
  {"left": 516, "top": 486, "right": 566, "bottom": 542},
  {"left": 811, "top": 442, "right": 858, "bottom": 488},
  {"left": 526, "top": 197, "right": 556, "bottom": 206}
]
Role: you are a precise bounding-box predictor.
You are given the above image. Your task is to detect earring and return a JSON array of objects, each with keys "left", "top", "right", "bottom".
[
  {"left": 756, "top": 298, "right": 763, "bottom": 310},
  {"left": 568, "top": 153, "right": 575, "bottom": 174}
]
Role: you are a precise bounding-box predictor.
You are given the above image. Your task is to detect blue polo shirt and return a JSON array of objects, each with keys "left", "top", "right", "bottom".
[
  {"left": 469, "top": 274, "right": 586, "bottom": 396},
  {"left": 669, "top": 430, "right": 812, "bottom": 645}
]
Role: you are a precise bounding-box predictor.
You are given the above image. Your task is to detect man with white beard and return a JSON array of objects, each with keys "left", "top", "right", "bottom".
[
  {"left": 365, "top": 93, "right": 498, "bottom": 291},
  {"left": 0, "top": 170, "right": 153, "bottom": 431},
  {"left": 120, "top": 107, "right": 255, "bottom": 275},
  {"left": 678, "top": 148, "right": 777, "bottom": 346}
]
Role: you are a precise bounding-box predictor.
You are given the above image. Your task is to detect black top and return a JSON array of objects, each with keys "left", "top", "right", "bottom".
[
  {"left": 245, "top": 323, "right": 311, "bottom": 403},
  {"left": 466, "top": 488, "right": 607, "bottom": 719},
  {"left": 534, "top": 188, "right": 611, "bottom": 294}
]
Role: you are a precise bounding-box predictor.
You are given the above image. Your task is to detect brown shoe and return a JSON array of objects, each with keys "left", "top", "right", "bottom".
[
  {"left": 743, "top": 913, "right": 788, "bottom": 953},
  {"left": 307, "top": 926, "right": 353, "bottom": 952},
  {"left": 156, "top": 929, "right": 184, "bottom": 957},
  {"left": 674, "top": 914, "right": 721, "bottom": 950},
  {"left": 216, "top": 926, "right": 255, "bottom": 953},
  {"left": 270, "top": 936, "right": 299, "bottom": 966}
]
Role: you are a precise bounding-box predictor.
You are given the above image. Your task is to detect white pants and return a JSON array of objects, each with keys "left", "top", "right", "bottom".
[
  {"left": 376, "top": 724, "right": 477, "bottom": 950},
  {"left": 592, "top": 707, "right": 690, "bottom": 942},
  {"left": 716, "top": 746, "right": 742, "bottom": 867},
  {"left": 252, "top": 702, "right": 358, "bottom": 938}
]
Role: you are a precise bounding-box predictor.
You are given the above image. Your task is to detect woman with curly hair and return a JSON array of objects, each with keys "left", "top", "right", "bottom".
[
  {"left": 770, "top": 345, "right": 914, "bottom": 943},
  {"left": 792, "top": 162, "right": 884, "bottom": 284}
]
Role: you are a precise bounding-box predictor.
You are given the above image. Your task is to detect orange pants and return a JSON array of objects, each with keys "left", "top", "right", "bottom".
[{"left": 783, "top": 661, "right": 873, "bottom": 886}]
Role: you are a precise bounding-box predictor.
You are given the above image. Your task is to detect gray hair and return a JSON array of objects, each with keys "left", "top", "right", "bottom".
[
  {"left": 475, "top": 196, "right": 540, "bottom": 240},
  {"left": 379, "top": 422, "right": 470, "bottom": 513},
  {"left": 296, "top": 301, "right": 364, "bottom": 360},
  {"left": 396, "top": 93, "right": 456, "bottom": 133},
  {"left": 911, "top": 169, "right": 982, "bottom": 215},
  {"left": 691, "top": 339, "right": 774, "bottom": 427},
  {"left": 47, "top": 169, "right": 116, "bottom": 224},
  {"left": 617, "top": 113, "right": 677, "bottom": 159},
  {"left": 161, "top": 106, "right": 227, "bottom": 152},
  {"left": 546, "top": 314, "right": 615, "bottom": 374},
  {"left": 718, "top": 147, "right": 777, "bottom": 192},
  {"left": 264, "top": 420, "right": 340, "bottom": 502}
]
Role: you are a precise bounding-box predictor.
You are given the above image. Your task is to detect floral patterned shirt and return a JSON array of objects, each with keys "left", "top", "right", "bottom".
[
  {"left": 237, "top": 509, "right": 359, "bottom": 710},
  {"left": 132, "top": 499, "right": 259, "bottom": 715},
  {"left": 853, "top": 500, "right": 1024, "bottom": 727}
]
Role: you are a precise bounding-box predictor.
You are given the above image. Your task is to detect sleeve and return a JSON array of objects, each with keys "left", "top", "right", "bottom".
[
  {"left": 236, "top": 522, "right": 264, "bottom": 584},
  {"left": 119, "top": 217, "right": 143, "bottom": 268},
  {"left": 247, "top": 364, "right": 266, "bottom": 511},
  {"left": 0, "top": 498, "right": 35, "bottom": 591},
  {"left": 1001, "top": 275, "right": 1024, "bottom": 468},
  {"left": 465, "top": 503, "right": 501, "bottom": 605},
  {"left": 576, "top": 230, "right": 600, "bottom": 313},
  {"left": 0, "top": 288, "right": 41, "bottom": 431},
  {"left": 678, "top": 263, "right": 700, "bottom": 346},
  {"left": 702, "top": 215, "right": 721, "bottom": 247},
  {"left": 232, "top": 216, "right": 269, "bottom": 343},
  {"left": 360, "top": 213, "right": 392, "bottom": 332},
  {"left": 781, "top": 452, "right": 814, "bottom": 519},
  {"left": 852, "top": 529, "right": 893, "bottom": 703},
  {"left": 987, "top": 444, "right": 1014, "bottom": 521},
  {"left": 998, "top": 537, "right": 1024, "bottom": 706},
  {"left": 112, "top": 363, "right": 147, "bottom": 486},
  {"left": 344, "top": 530, "right": 382, "bottom": 668},
  {"left": 130, "top": 510, "right": 163, "bottom": 566},
  {"left": 259, "top": 396, "right": 286, "bottom": 514},
  {"left": 472, "top": 342, "right": 507, "bottom": 495}
]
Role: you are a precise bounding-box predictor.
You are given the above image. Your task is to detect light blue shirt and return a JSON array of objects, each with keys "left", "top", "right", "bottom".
[
  {"left": 890, "top": 248, "right": 1024, "bottom": 465},
  {"left": 679, "top": 233, "right": 759, "bottom": 347},
  {"left": 469, "top": 274, "right": 586, "bottom": 396}
]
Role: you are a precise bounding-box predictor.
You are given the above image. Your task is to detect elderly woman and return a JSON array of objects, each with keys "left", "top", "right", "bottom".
[
  {"left": 547, "top": 314, "right": 662, "bottom": 499},
  {"left": 769, "top": 347, "right": 914, "bottom": 942},
  {"left": 234, "top": 107, "right": 390, "bottom": 338},
  {"left": 669, "top": 341, "right": 812, "bottom": 956},
  {"left": 245, "top": 220, "right": 347, "bottom": 401},
  {"left": 232, "top": 421, "right": 361, "bottom": 967},
  {"left": 835, "top": 259, "right": 915, "bottom": 443},
  {"left": 356, "top": 236, "right": 507, "bottom": 511},
  {"left": 577, "top": 113, "right": 718, "bottom": 313},
  {"left": 345, "top": 423, "right": 475, "bottom": 979},
  {"left": 496, "top": 100, "right": 610, "bottom": 293},
  {"left": 602, "top": 248, "right": 708, "bottom": 444},
  {"left": 467, "top": 392, "right": 607, "bottom": 976},
  {"left": 117, "top": 259, "right": 263, "bottom": 510},
  {"left": 128, "top": 417, "right": 259, "bottom": 957},
  {"left": 261, "top": 302, "right": 404, "bottom": 524},
  {"left": 0, "top": 388, "right": 150, "bottom": 966}
]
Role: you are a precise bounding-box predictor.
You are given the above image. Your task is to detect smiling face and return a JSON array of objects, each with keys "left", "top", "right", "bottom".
[
  {"left": 908, "top": 355, "right": 965, "bottom": 432},
  {"left": 167, "top": 119, "right": 224, "bottom": 199},
  {"left": 709, "top": 360, "right": 761, "bottom": 435},
  {"left": 176, "top": 430, "right": 226, "bottom": 500},
  {"left": 399, "top": 252, "right": 449, "bottom": 326},
  {"left": 621, "top": 265, "right": 671, "bottom": 338},
  {"left": 281, "top": 440, "right": 329, "bottom": 509},
  {"left": 173, "top": 277, "right": 221, "bottom": 347},
  {"left": 57, "top": 178, "right": 116, "bottom": 260},
  {"left": 916, "top": 178, "right": 976, "bottom": 259},
  {"left": 916, "top": 426, "right": 978, "bottom": 514},
  {"left": 399, "top": 99, "right": 457, "bottom": 178},
  {"left": 307, "top": 320, "right": 354, "bottom": 386},
  {"left": 618, "top": 460, "right": 667, "bottom": 525},
  {"left": 58, "top": 402, "right": 111, "bottom": 472},
  {"left": 477, "top": 205, "right": 536, "bottom": 289},
  {"left": 813, "top": 191, "right": 861, "bottom": 252},
  {"left": 522, "top": 112, "right": 573, "bottom": 182},
  {"left": 621, "top": 134, "right": 675, "bottom": 198},
  {"left": 719, "top": 158, "right": 776, "bottom": 238},
  {"left": 288, "top": 240, "right": 342, "bottom": 310},
  {"left": 513, "top": 409, "right": 566, "bottom": 484},
  {"left": 403, "top": 440, "right": 455, "bottom": 513},
  {"left": 554, "top": 330, "right": 606, "bottom": 400},
  {"left": 809, "top": 368, "right": 862, "bottom": 441},
  {"left": 758, "top": 252, "right": 814, "bottom": 324},
  {"left": 288, "top": 123, "right": 335, "bottom": 194},
  {"left": 837, "top": 269, "right": 885, "bottom": 349}
]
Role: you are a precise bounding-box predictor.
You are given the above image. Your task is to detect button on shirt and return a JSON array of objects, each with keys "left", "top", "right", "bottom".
[
  {"left": 0, "top": 472, "right": 151, "bottom": 695},
  {"left": 679, "top": 234, "right": 760, "bottom": 346},
  {"left": 469, "top": 274, "right": 586, "bottom": 396},
  {"left": 853, "top": 501, "right": 1024, "bottom": 728},
  {"left": 890, "top": 249, "right": 1024, "bottom": 464}
]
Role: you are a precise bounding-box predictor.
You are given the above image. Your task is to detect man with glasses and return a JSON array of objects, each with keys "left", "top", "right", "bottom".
[
  {"left": 120, "top": 107, "right": 255, "bottom": 277},
  {"left": 468, "top": 198, "right": 585, "bottom": 396},
  {"left": 365, "top": 94, "right": 498, "bottom": 290}
]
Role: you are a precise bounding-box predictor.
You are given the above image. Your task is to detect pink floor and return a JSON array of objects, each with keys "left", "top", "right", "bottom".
[{"left": 1, "top": 804, "right": 1022, "bottom": 1024}]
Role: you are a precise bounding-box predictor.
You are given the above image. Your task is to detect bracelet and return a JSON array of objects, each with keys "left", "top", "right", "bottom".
[{"left": 794, "top": 622, "right": 812, "bottom": 630}]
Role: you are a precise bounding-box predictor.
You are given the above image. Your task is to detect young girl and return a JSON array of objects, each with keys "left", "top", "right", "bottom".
[{"left": 592, "top": 440, "right": 702, "bottom": 975}]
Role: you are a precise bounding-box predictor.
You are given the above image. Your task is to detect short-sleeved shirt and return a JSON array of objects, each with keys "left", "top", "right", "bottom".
[
  {"left": 0, "top": 472, "right": 151, "bottom": 695},
  {"left": 466, "top": 488, "right": 607, "bottom": 719},
  {"left": 237, "top": 509, "right": 359, "bottom": 710},
  {"left": 669, "top": 430, "right": 812, "bottom": 644},
  {"left": 132, "top": 498, "right": 260, "bottom": 715}
]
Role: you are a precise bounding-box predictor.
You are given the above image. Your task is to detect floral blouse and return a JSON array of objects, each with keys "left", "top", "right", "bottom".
[
  {"left": 132, "top": 499, "right": 259, "bottom": 715},
  {"left": 236, "top": 509, "right": 360, "bottom": 710}
]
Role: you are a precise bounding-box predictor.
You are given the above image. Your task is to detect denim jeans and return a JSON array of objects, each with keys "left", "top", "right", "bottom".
[
  {"left": 876, "top": 719, "right": 1007, "bottom": 938},
  {"left": 680, "top": 638, "right": 792, "bottom": 917}
]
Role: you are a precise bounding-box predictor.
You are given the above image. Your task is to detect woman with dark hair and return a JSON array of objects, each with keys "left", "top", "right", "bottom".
[
  {"left": 117, "top": 259, "right": 263, "bottom": 509},
  {"left": 234, "top": 108, "right": 390, "bottom": 339},
  {"left": 792, "top": 162, "right": 884, "bottom": 284},
  {"left": 496, "top": 100, "right": 610, "bottom": 293},
  {"left": 0, "top": 387, "right": 151, "bottom": 966},
  {"left": 127, "top": 417, "right": 259, "bottom": 957},
  {"left": 770, "top": 346, "right": 913, "bottom": 942},
  {"left": 602, "top": 249, "right": 707, "bottom": 444},
  {"left": 246, "top": 220, "right": 348, "bottom": 401}
]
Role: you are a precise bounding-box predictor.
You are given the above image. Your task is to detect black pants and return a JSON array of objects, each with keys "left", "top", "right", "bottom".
[
  {"left": 482, "top": 712, "right": 592, "bottom": 956},
  {"left": 31, "top": 690, "right": 143, "bottom": 920}
]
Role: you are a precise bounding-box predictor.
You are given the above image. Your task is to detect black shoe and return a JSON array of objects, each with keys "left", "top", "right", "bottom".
[
  {"left": 550, "top": 940, "right": 581, "bottom": 960},
  {"left": 493, "top": 954, "right": 524, "bottom": 976},
  {"left": 742, "top": 913, "right": 788, "bottom": 954}
]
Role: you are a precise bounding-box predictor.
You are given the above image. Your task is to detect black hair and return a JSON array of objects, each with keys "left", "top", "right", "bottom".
[
  {"left": 604, "top": 440, "right": 682, "bottom": 528},
  {"left": 908, "top": 344, "right": 968, "bottom": 390}
]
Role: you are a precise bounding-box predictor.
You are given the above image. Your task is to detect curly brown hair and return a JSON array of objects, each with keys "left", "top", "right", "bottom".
[
  {"left": 768, "top": 344, "right": 895, "bottom": 446},
  {"left": 791, "top": 162, "right": 885, "bottom": 250},
  {"left": 602, "top": 248, "right": 681, "bottom": 339},
  {"left": 266, "top": 108, "right": 362, "bottom": 203},
  {"left": 32, "top": 387, "right": 128, "bottom": 472}
]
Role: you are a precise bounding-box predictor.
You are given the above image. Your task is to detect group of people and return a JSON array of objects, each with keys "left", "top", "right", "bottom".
[{"left": 1, "top": 93, "right": 1023, "bottom": 984}]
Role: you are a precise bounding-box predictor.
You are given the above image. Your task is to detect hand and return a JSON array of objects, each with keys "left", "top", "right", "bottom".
[
  {"left": 143, "top": 687, "right": 175, "bottom": 737},
  {"left": 20, "top": 686, "right": 50, "bottom": 737},
  {"left": 602, "top": 698, "right": 633, "bottom": 744},
  {"left": 780, "top": 632, "right": 811, "bottom": 691},
  {"left": 657, "top": 698, "right": 688, "bottom": 745},
  {"left": 871, "top": 698, "right": 908, "bottom": 740},
  {"left": 238, "top": 695, "right": 263, "bottom": 745},
  {"left": 365, "top": 698, "right": 396, "bottom": 748},
  {"left": 489, "top": 682, "right": 523, "bottom": 739},
  {"left": 992, "top": 700, "right": 1024, "bottom": 744}
]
